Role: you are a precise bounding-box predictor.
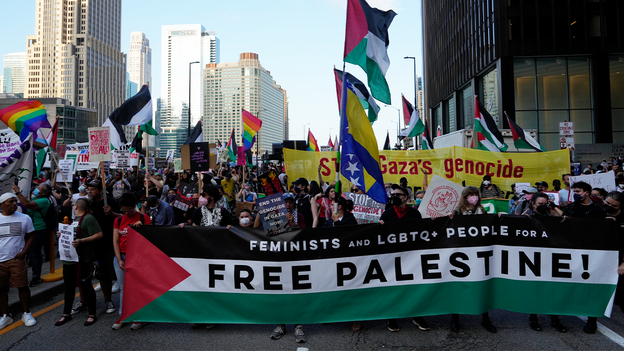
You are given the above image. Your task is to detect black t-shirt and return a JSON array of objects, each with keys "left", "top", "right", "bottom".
[
  {"left": 380, "top": 206, "right": 422, "bottom": 222},
  {"left": 563, "top": 201, "right": 598, "bottom": 218},
  {"left": 295, "top": 193, "right": 313, "bottom": 228},
  {"left": 90, "top": 196, "right": 120, "bottom": 255}
]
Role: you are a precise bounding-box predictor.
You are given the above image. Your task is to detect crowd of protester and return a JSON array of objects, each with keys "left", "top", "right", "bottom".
[{"left": 1, "top": 155, "right": 624, "bottom": 343}]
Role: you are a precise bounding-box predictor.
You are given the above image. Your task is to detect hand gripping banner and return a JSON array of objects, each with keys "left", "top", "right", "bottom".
[{"left": 121, "top": 215, "right": 618, "bottom": 324}]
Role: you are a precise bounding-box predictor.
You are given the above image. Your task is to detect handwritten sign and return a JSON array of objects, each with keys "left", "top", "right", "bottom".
[
  {"left": 58, "top": 223, "right": 78, "bottom": 262},
  {"left": 344, "top": 192, "right": 385, "bottom": 224},
  {"left": 0, "top": 128, "right": 22, "bottom": 163},
  {"left": 173, "top": 158, "right": 182, "bottom": 173},
  {"left": 257, "top": 193, "right": 289, "bottom": 236},
  {"left": 88, "top": 127, "right": 111, "bottom": 162},
  {"left": 568, "top": 171, "right": 616, "bottom": 202},
  {"left": 56, "top": 159, "right": 75, "bottom": 182},
  {"left": 418, "top": 175, "right": 464, "bottom": 219},
  {"left": 115, "top": 149, "right": 130, "bottom": 168},
  {"left": 189, "top": 142, "right": 211, "bottom": 172},
  {"left": 515, "top": 182, "right": 531, "bottom": 196}
]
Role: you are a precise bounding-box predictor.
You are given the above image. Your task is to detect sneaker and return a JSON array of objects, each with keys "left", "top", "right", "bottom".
[
  {"left": 271, "top": 324, "right": 286, "bottom": 340},
  {"left": 387, "top": 319, "right": 399, "bottom": 332},
  {"left": 29, "top": 277, "right": 42, "bottom": 287},
  {"left": 112, "top": 318, "right": 126, "bottom": 330},
  {"left": 294, "top": 325, "right": 306, "bottom": 343},
  {"left": 130, "top": 322, "right": 146, "bottom": 330},
  {"left": 0, "top": 315, "right": 12, "bottom": 330},
  {"left": 112, "top": 281, "right": 121, "bottom": 294},
  {"left": 105, "top": 301, "right": 116, "bottom": 314},
  {"left": 94, "top": 283, "right": 102, "bottom": 292},
  {"left": 412, "top": 317, "right": 430, "bottom": 331},
  {"left": 70, "top": 301, "right": 85, "bottom": 315},
  {"left": 22, "top": 312, "right": 37, "bottom": 327}
]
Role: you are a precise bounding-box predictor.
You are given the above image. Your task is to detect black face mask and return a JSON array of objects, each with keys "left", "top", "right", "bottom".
[
  {"left": 535, "top": 204, "right": 549, "bottom": 214},
  {"left": 391, "top": 194, "right": 403, "bottom": 206},
  {"left": 293, "top": 187, "right": 301, "bottom": 194},
  {"left": 603, "top": 204, "right": 618, "bottom": 214}
]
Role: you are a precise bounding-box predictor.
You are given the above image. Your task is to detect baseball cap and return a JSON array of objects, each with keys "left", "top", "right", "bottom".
[
  {"left": 283, "top": 193, "right": 295, "bottom": 201},
  {"left": 535, "top": 181, "right": 548, "bottom": 187},
  {"left": 523, "top": 187, "right": 539, "bottom": 194},
  {"left": 292, "top": 177, "right": 309, "bottom": 187},
  {"left": 86, "top": 179, "right": 103, "bottom": 189}
]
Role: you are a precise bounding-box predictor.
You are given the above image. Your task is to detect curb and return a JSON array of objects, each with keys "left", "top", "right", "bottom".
[{"left": 8, "top": 280, "right": 65, "bottom": 316}]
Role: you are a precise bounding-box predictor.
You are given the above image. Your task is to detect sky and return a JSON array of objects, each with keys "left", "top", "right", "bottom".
[{"left": 0, "top": 0, "right": 423, "bottom": 149}]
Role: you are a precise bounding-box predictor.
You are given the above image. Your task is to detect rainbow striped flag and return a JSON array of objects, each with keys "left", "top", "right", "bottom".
[
  {"left": 0, "top": 101, "right": 51, "bottom": 141},
  {"left": 242, "top": 110, "right": 262, "bottom": 151},
  {"left": 307, "top": 130, "right": 319, "bottom": 152}
]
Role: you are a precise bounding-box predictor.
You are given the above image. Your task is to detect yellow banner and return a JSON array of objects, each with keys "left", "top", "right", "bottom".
[{"left": 283, "top": 147, "right": 570, "bottom": 193}]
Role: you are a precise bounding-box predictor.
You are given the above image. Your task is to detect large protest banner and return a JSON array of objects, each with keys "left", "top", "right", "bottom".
[
  {"left": 0, "top": 128, "right": 23, "bottom": 163},
  {"left": 284, "top": 147, "right": 570, "bottom": 194},
  {"left": 122, "top": 215, "right": 618, "bottom": 324}
]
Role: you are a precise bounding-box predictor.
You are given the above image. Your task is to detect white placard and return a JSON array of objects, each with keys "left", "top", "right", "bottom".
[
  {"left": 88, "top": 127, "right": 111, "bottom": 162},
  {"left": 148, "top": 157, "right": 155, "bottom": 170},
  {"left": 418, "top": 175, "right": 464, "bottom": 219},
  {"left": 515, "top": 182, "right": 531, "bottom": 196},
  {"left": 568, "top": 171, "right": 617, "bottom": 202},
  {"left": 56, "top": 159, "right": 75, "bottom": 182},
  {"left": 166, "top": 150, "right": 175, "bottom": 163},
  {"left": 559, "top": 122, "right": 574, "bottom": 136},
  {"left": 58, "top": 223, "right": 78, "bottom": 262},
  {"left": 543, "top": 191, "right": 560, "bottom": 206},
  {"left": 130, "top": 152, "right": 139, "bottom": 167},
  {"left": 115, "top": 150, "right": 130, "bottom": 168}
]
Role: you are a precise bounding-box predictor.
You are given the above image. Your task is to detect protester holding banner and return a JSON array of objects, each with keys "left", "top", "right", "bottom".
[
  {"left": 226, "top": 209, "right": 256, "bottom": 230},
  {"left": 379, "top": 185, "right": 428, "bottom": 332},
  {"left": 12, "top": 183, "right": 53, "bottom": 287},
  {"left": 0, "top": 193, "right": 36, "bottom": 330},
  {"left": 190, "top": 185, "right": 232, "bottom": 228},
  {"left": 283, "top": 193, "right": 305, "bottom": 229},
  {"left": 450, "top": 186, "right": 497, "bottom": 333},
  {"left": 112, "top": 193, "right": 151, "bottom": 330},
  {"left": 325, "top": 197, "right": 357, "bottom": 227},
  {"left": 145, "top": 196, "right": 175, "bottom": 226},
  {"left": 55, "top": 198, "right": 102, "bottom": 327},
  {"left": 562, "top": 181, "right": 598, "bottom": 218}
]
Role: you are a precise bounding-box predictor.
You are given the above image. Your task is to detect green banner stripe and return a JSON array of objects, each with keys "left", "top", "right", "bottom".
[{"left": 126, "top": 279, "right": 615, "bottom": 324}]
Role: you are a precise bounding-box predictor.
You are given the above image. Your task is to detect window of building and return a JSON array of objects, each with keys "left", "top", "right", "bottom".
[
  {"left": 479, "top": 68, "right": 500, "bottom": 125},
  {"left": 610, "top": 55, "right": 624, "bottom": 141}
]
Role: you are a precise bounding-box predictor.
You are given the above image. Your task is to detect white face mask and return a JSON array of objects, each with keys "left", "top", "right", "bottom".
[
  {"left": 240, "top": 217, "right": 251, "bottom": 226},
  {"left": 483, "top": 181, "right": 491, "bottom": 186},
  {"left": 619, "top": 184, "right": 624, "bottom": 189}
]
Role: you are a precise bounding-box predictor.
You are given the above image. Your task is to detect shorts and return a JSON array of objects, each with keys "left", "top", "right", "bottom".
[{"left": 0, "top": 258, "right": 29, "bottom": 288}]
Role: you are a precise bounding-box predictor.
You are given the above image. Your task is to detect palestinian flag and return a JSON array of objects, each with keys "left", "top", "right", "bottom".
[
  {"left": 383, "top": 131, "right": 391, "bottom": 150},
  {"left": 334, "top": 68, "right": 380, "bottom": 123},
  {"left": 45, "top": 117, "right": 59, "bottom": 151},
  {"left": 307, "top": 130, "right": 319, "bottom": 152},
  {"left": 227, "top": 128, "right": 238, "bottom": 162},
  {"left": 328, "top": 136, "right": 335, "bottom": 151},
  {"left": 507, "top": 114, "right": 544, "bottom": 152},
  {"left": 422, "top": 119, "right": 433, "bottom": 150},
  {"left": 103, "top": 118, "right": 128, "bottom": 149},
  {"left": 474, "top": 96, "right": 507, "bottom": 152},
  {"left": 184, "top": 121, "right": 203, "bottom": 145},
  {"left": 121, "top": 215, "right": 618, "bottom": 324},
  {"left": 108, "top": 85, "right": 153, "bottom": 126},
  {"left": 343, "top": 0, "right": 396, "bottom": 105},
  {"left": 334, "top": 136, "right": 339, "bottom": 152},
  {"left": 399, "top": 95, "right": 425, "bottom": 138}
]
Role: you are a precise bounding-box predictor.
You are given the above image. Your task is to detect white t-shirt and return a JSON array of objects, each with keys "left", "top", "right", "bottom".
[
  {"left": 559, "top": 188, "right": 570, "bottom": 203},
  {"left": 0, "top": 212, "right": 35, "bottom": 262}
]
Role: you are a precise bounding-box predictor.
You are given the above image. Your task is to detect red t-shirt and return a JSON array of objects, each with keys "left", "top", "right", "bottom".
[{"left": 113, "top": 212, "right": 151, "bottom": 253}]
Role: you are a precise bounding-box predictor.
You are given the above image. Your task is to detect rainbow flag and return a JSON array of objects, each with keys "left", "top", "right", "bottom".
[
  {"left": 242, "top": 110, "right": 262, "bottom": 151},
  {"left": 0, "top": 101, "right": 52, "bottom": 141},
  {"left": 307, "top": 130, "right": 319, "bottom": 152}
]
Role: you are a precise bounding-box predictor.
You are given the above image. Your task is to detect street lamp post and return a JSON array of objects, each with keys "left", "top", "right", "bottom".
[
  {"left": 390, "top": 121, "right": 399, "bottom": 148},
  {"left": 188, "top": 61, "right": 200, "bottom": 138},
  {"left": 404, "top": 56, "right": 418, "bottom": 148},
  {"left": 303, "top": 123, "right": 310, "bottom": 140},
  {"left": 384, "top": 105, "right": 401, "bottom": 146}
]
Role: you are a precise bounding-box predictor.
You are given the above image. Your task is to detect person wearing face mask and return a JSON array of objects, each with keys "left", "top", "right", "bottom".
[
  {"left": 584, "top": 192, "right": 624, "bottom": 333},
  {"left": 479, "top": 175, "right": 504, "bottom": 199},
  {"left": 237, "top": 182, "right": 257, "bottom": 207},
  {"left": 562, "top": 181, "right": 597, "bottom": 218},
  {"left": 379, "top": 185, "right": 428, "bottom": 333},
  {"left": 112, "top": 193, "right": 151, "bottom": 331},
  {"left": 518, "top": 193, "right": 566, "bottom": 332},
  {"left": 450, "top": 186, "right": 497, "bottom": 333},
  {"left": 292, "top": 178, "right": 314, "bottom": 228},
  {"left": 226, "top": 209, "right": 258, "bottom": 230},
  {"left": 414, "top": 190, "right": 426, "bottom": 208},
  {"left": 190, "top": 185, "right": 232, "bottom": 227},
  {"left": 144, "top": 195, "right": 175, "bottom": 225}
]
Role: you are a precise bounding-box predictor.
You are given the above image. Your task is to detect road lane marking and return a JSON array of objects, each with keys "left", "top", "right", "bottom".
[
  {"left": 0, "top": 292, "right": 77, "bottom": 336},
  {"left": 577, "top": 316, "right": 624, "bottom": 348}
]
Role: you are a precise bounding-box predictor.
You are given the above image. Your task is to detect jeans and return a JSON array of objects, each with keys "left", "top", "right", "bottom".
[
  {"left": 113, "top": 253, "right": 126, "bottom": 316},
  {"left": 28, "top": 229, "right": 49, "bottom": 278}
]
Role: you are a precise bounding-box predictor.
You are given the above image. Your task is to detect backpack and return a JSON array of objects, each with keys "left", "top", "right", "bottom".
[{"left": 37, "top": 197, "right": 59, "bottom": 232}]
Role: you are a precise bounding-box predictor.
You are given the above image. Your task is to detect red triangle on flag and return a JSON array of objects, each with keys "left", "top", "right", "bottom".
[{"left": 121, "top": 228, "right": 191, "bottom": 321}]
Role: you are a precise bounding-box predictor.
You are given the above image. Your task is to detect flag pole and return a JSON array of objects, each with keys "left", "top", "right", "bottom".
[
  {"left": 99, "top": 161, "right": 108, "bottom": 207},
  {"left": 145, "top": 131, "right": 149, "bottom": 199}
]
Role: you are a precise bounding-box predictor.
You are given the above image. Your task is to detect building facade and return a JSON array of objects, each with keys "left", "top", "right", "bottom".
[
  {"left": 3, "top": 52, "right": 26, "bottom": 94},
  {"left": 24, "top": 0, "right": 126, "bottom": 126},
  {"left": 203, "top": 53, "right": 286, "bottom": 156},
  {"left": 159, "top": 24, "right": 220, "bottom": 156},
  {"left": 0, "top": 96, "right": 96, "bottom": 145},
  {"left": 128, "top": 31, "right": 151, "bottom": 88},
  {"left": 423, "top": 0, "right": 624, "bottom": 150}
]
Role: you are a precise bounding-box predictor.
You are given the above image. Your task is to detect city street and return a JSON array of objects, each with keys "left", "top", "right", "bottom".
[{"left": 2, "top": 289, "right": 624, "bottom": 350}]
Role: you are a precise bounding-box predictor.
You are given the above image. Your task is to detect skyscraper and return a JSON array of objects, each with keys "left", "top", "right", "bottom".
[
  {"left": 24, "top": 0, "right": 126, "bottom": 126},
  {"left": 3, "top": 52, "right": 26, "bottom": 94},
  {"left": 160, "top": 24, "right": 219, "bottom": 156},
  {"left": 203, "top": 53, "right": 286, "bottom": 156},
  {"left": 128, "top": 32, "right": 151, "bottom": 88}
]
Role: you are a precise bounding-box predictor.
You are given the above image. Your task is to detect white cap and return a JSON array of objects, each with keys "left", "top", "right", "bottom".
[{"left": 0, "top": 193, "right": 17, "bottom": 204}]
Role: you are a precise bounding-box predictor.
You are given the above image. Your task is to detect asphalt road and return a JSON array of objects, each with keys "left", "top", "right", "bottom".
[{"left": 2, "top": 290, "right": 624, "bottom": 351}]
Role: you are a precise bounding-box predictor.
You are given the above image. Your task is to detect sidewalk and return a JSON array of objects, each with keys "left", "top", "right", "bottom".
[{"left": 7, "top": 258, "right": 65, "bottom": 315}]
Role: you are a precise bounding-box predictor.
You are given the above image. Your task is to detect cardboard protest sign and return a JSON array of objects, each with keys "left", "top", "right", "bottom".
[
  {"left": 189, "top": 142, "right": 211, "bottom": 172},
  {"left": 56, "top": 159, "right": 75, "bottom": 182},
  {"left": 568, "top": 171, "right": 617, "bottom": 202},
  {"left": 179, "top": 182, "right": 194, "bottom": 198},
  {"left": 58, "top": 223, "right": 78, "bottom": 262},
  {"left": 88, "top": 127, "right": 111, "bottom": 162},
  {"left": 418, "top": 175, "right": 464, "bottom": 219},
  {"left": 257, "top": 193, "right": 288, "bottom": 236},
  {"left": 258, "top": 171, "right": 283, "bottom": 195},
  {"left": 344, "top": 192, "right": 385, "bottom": 224}
]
